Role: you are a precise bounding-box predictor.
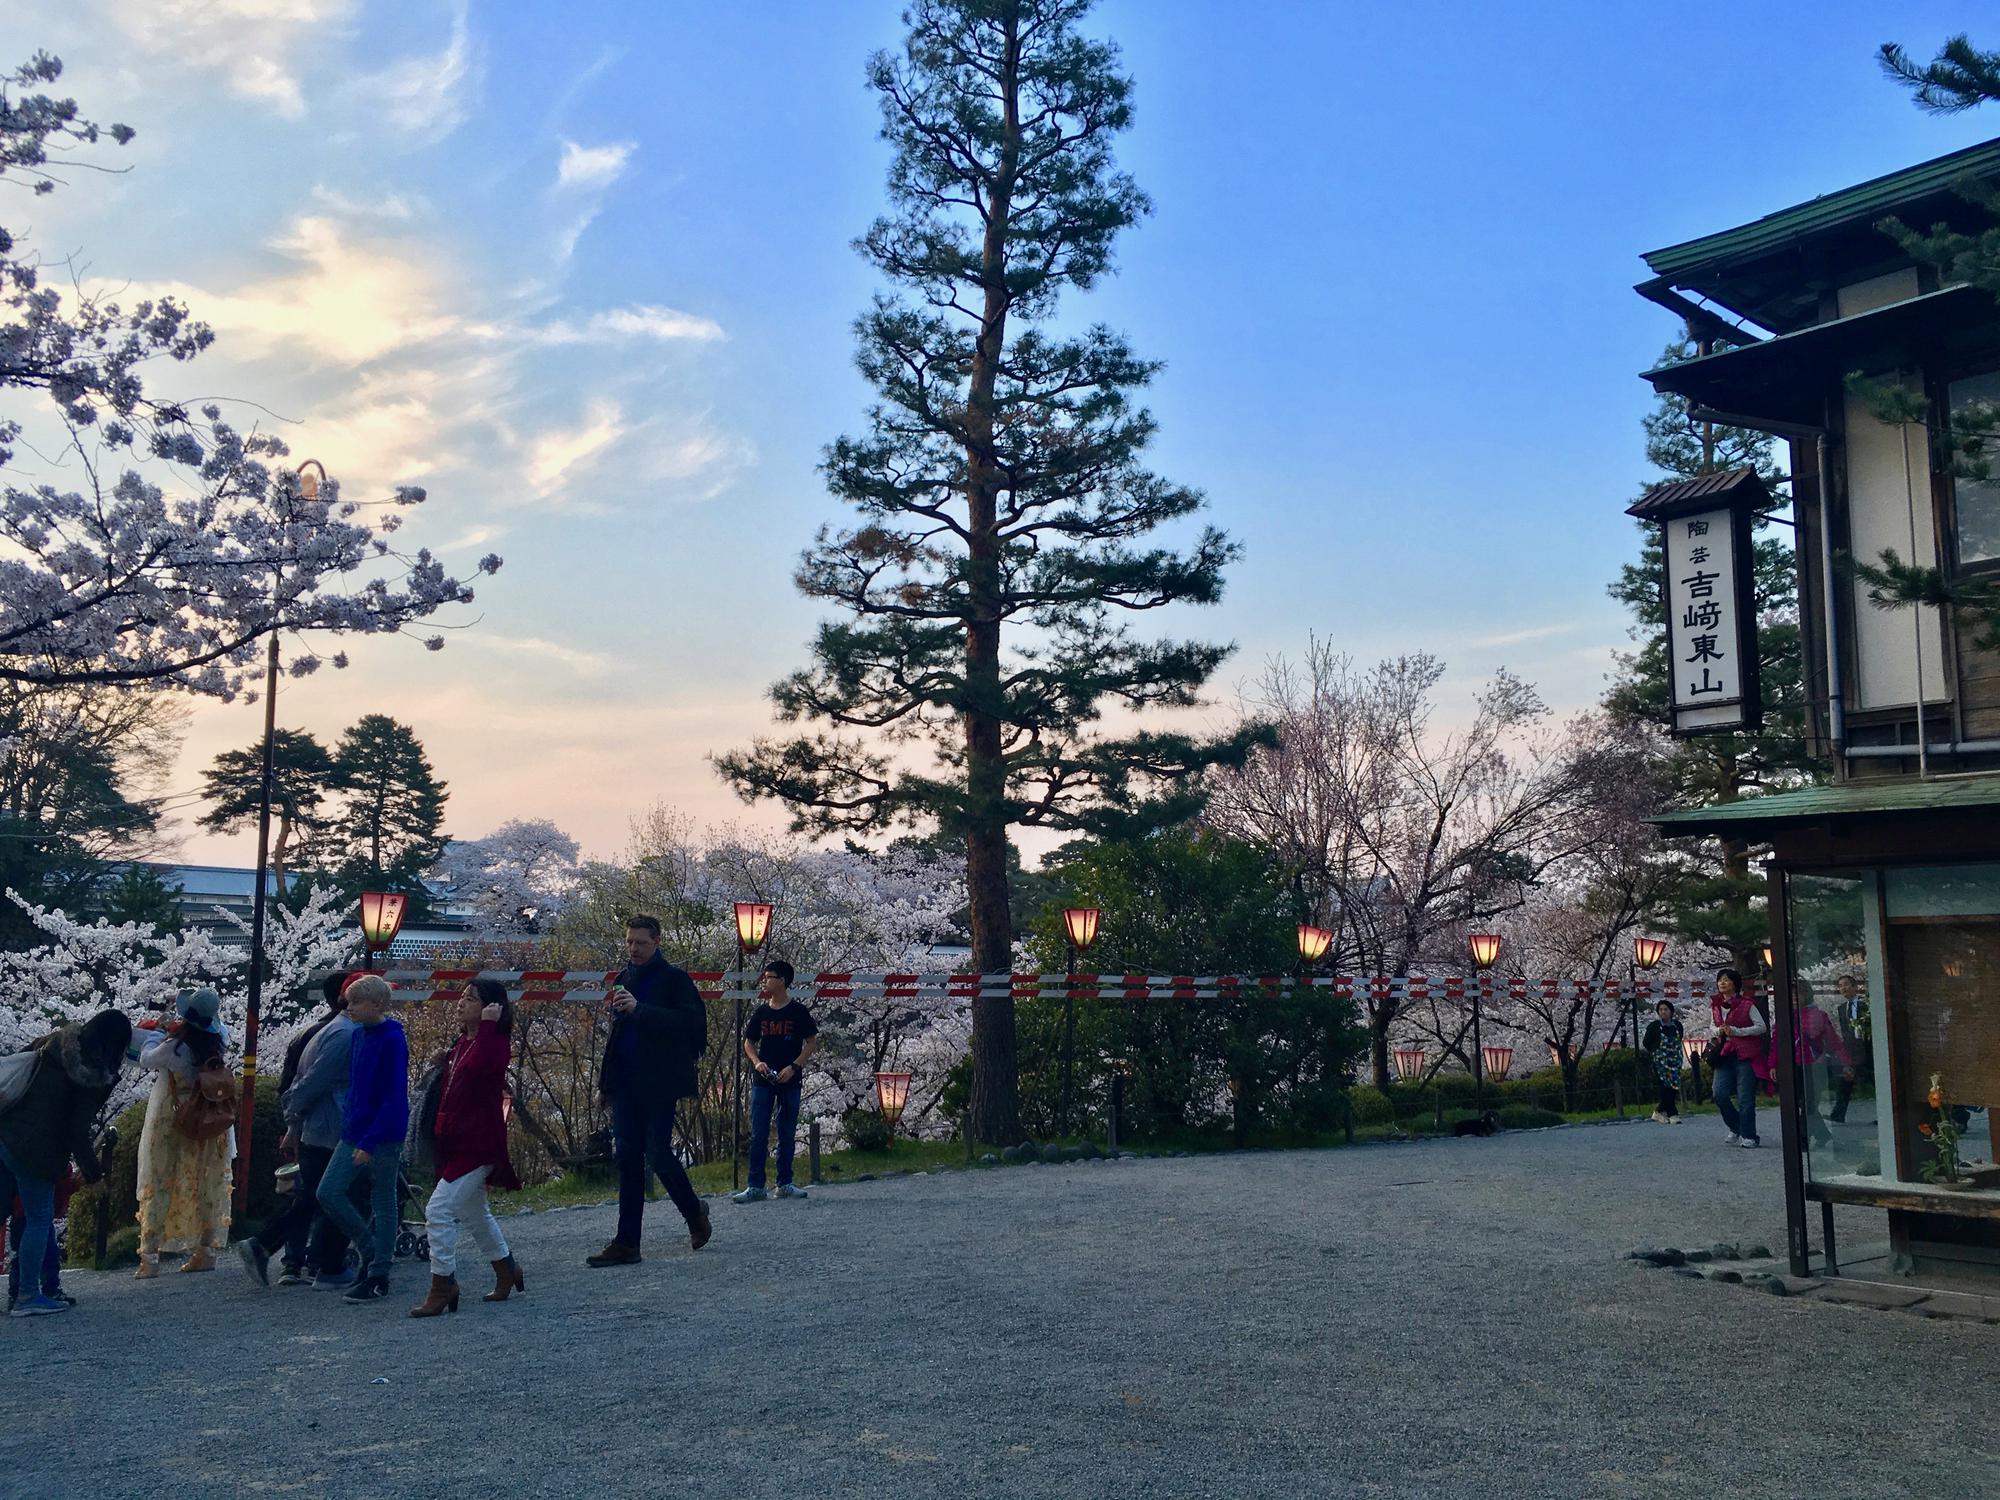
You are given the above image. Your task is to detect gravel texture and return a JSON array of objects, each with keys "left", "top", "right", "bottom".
[{"left": 2, "top": 1120, "right": 1996, "bottom": 1498}]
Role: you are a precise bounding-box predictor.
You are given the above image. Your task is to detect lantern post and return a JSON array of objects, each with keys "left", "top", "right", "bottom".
[
  {"left": 1631, "top": 935, "right": 1667, "bottom": 1092},
  {"left": 1468, "top": 933, "right": 1502, "bottom": 1117},
  {"left": 874, "top": 1071, "right": 913, "bottom": 1142},
  {"left": 358, "top": 891, "right": 410, "bottom": 971},
  {"left": 230, "top": 459, "right": 327, "bottom": 1224},
  {"left": 732, "top": 901, "right": 773, "bottom": 1189},
  {"left": 1059, "top": 907, "right": 1101, "bottom": 1138}
]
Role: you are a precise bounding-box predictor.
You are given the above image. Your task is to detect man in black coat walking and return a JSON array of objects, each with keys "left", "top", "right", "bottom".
[{"left": 587, "top": 914, "right": 713, "bottom": 1266}]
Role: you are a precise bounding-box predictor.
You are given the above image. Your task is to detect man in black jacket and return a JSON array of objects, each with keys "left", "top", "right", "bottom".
[{"left": 587, "top": 915, "right": 713, "bottom": 1266}]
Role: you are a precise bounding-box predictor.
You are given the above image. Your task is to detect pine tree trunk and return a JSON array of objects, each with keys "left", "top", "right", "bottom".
[
  {"left": 1370, "top": 1012, "right": 1390, "bottom": 1091},
  {"left": 961, "top": 12, "right": 1023, "bottom": 1147}
]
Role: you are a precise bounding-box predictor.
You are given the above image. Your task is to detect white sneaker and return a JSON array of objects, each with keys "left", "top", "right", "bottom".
[
  {"left": 1725, "top": 1133, "right": 1742, "bottom": 1145},
  {"left": 1649, "top": 1110, "right": 1667, "bottom": 1123},
  {"left": 1739, "top": 1137, "right": 1760, "bottom": 1149},
  {"left": 1669, "top": 1116, "right": 1684, "bottom": 1125}
]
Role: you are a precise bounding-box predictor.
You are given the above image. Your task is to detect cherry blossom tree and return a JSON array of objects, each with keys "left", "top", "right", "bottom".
[
  {"left": 431, "top": 818, "right": 582, "bottom": 941},
  {"left": 0, "top": 882, "right": 356, "bottom": 1115},
  {"left": 1, "top": 53, "right": 500, "bottom": 698}
]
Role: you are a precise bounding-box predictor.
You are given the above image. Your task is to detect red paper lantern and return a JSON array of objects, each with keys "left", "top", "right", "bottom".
[
  {"left": 1481, "top": 1044, "right": 1514, "bottom": 1079},
  {"left": 358, "top": 891, "right": 409, "bottom": 954},
  {"left": 1468, "top": 933, "right": 1502, "bottom": 970},
  {"left": 734, "top": 901, "right": 774, "bottom": 953},
  {"left": 1392, "top": 1047, "right": 1427, "bottom": 1082},
  {"left": 1296, "top": 924, "right": 1332, "bottom": 963},
  {"left": 1632, "top": 936, "right": 1667, "bottom": 971}
]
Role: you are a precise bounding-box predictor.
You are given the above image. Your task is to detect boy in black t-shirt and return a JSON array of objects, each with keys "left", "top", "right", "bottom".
[{"left": 733, "top": 961, "right": 819, "bottom": 1203}]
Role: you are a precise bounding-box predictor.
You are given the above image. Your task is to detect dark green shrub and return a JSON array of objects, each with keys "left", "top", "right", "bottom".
[
  {"left": 1348, "top": 1085, "right": 1394, "bottom": 1125},
  {"left": 841, "top": 1108, "right": 893, "bottom": 1153},
  {"left": 1495, "top": 1105, "right": 1565, "bottom": 1130}
]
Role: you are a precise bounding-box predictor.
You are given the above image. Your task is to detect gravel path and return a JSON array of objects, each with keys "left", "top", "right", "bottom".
[{"left": 1, "top": 1121, "right": 1995, "bottom": 1499}]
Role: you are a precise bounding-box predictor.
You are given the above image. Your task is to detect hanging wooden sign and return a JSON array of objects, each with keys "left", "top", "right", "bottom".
[{"left": 1628, "top": 469, "right": 1766, "bottom": 736}]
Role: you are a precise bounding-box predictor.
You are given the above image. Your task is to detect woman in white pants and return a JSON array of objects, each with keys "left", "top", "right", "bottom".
[{"left": 410, "top": 979, "right": 522, "bottom": 1317}]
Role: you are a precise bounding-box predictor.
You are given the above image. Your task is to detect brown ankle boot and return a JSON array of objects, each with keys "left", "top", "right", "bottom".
[
  {"left": 586, "top": 1240, "right": 641, "bottom": 1268},
  {"left": 408, "top": 1273, "right": 460, "bottom": 1318},
  {"left": 484, "top": 1255, "right": 525, "bottom": 1302}
]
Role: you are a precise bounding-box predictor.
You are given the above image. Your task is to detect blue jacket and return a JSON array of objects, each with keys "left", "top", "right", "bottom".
[
  {"left": 342, "top": 1017, "right": 410, "bottom": 1152},
  {"left": 282, "top": 1014, "right": 357, "bottom": 1151}
]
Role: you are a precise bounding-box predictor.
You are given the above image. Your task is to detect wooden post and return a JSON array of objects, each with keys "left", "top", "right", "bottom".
[
  {"left": 808, "top": 1118, "right": 822, "bottom": 1186},
  {"left": 1109, "top": 1074, "right": 1124, "bottom": 1153}
]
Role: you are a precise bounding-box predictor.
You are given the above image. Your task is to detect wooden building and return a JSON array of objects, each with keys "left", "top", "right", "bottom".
[{"left": 1636, "top": 137, "right": 2000, "bottom": 1278}]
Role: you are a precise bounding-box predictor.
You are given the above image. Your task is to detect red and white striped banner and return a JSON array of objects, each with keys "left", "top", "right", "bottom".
[{"left": 380, "top": 969, "right": 1746, "bottom": 1007}]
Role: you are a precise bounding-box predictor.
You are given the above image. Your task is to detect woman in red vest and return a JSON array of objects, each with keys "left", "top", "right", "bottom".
[{"left": 1710, "top": 968, "right": 1769, "bottom": 1149}]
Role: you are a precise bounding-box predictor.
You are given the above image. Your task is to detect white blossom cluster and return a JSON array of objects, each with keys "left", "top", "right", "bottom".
[
  {"left": 0, "top": 883, "right": 358, "bottom": 1117},
  {"left": 429, "top": 819, "right": 583, "bottom": 941},
  {"left": 1, "top": 54, "right": 501, "bottom": 697}
]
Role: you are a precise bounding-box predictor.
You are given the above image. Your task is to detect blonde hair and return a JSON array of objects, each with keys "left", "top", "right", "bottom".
[{"left": 343, "top": 975, "right": 392, "bottom": 1009}]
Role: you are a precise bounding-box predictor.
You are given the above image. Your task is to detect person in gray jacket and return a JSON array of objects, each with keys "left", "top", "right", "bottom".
[{"left": 238, "top": 977, "right": 361, "bottom": 1288}]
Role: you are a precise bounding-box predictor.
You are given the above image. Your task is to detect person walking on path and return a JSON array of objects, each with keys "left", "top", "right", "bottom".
[
  {"left": 733, "top": 960, "right": 818, "bottom": 1203},
  {"left": 587, "top": 915, "right": 712, "bottom": 1267},
  {"left": 238, "top": 975, "right": 359, "bottom": 1289},
  {"left": 0, "top": 1009, "right": 129, "bottom": 1318},
  {"left": 133, "top": 990, "right": 235, "bottom": 1278},
  {"left": 1710, "top": 968, "right": 1769, "bottom": 1149},
  {"left": 1641, "top": 1000, "right": 1685, "bottom": 1124},
  {"left": 1827, "top": 974, "right": 1868, "bottom": 1124},
  {"left": 410, "top": 979, "right": 524, "bottom": 1317},
  {"left": 314, "top": 976, "right": 409, "bottom": 1304},
  {"left": 1789, "top": 980, "right": 1858, "bottom": 1148}
]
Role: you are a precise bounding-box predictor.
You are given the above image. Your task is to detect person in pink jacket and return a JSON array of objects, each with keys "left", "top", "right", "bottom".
[
  {"left": 1710, "top": 968, "right": 1769, "bottom": 1148},
  {"left": 1786, "top": 979, "right": 1857, "bottom": 1148}
]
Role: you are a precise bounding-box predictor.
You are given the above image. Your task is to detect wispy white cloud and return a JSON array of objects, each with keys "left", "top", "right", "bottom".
[
  {"left": 525, "top": 398, "right": 627, "bottom": 500},
  {"left": 309, "top": 184, "right": 428, "bottom": 221},
  {"left": 352, "top": 0, "right": 482, "bottom": 146},
  {"left": 1466, "top": 621, "right": 1579, "bottom": 649},
  {"left": 537, "top": 305, "right": 724, "bottom": 344},
  {"left": 103, "top": 0, "right": 355, "bottom": 119},
  {"left": 557, "top": 138, "right": 636, "bottom": 189},
  {"left": 94, "top": 214, "right": 460, "bottom": 368},
  {"left": 465, "top": 632, "right": 613, "bottom": 676}
]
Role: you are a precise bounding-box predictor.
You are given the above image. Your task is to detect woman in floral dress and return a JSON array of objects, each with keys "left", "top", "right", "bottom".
[{"left": 133, "top": 990, "right": 234, "bottom": 1277}]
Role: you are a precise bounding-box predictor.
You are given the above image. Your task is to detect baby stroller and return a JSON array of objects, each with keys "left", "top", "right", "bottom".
[{"left": 394, "top": 1165, "right": 430, "bottom": 1263}]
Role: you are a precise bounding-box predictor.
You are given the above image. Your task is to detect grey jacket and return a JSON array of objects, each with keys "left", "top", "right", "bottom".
[{"left": 282, "top": 1014, "right": 358, "bottom": 1150}]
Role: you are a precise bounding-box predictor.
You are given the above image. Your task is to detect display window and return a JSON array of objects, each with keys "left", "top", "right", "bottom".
[{"left": 1784, "top": 867, "right": 1999, "bottom": 1201}]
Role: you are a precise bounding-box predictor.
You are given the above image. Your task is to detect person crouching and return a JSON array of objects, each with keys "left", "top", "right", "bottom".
[{"left": 411, "top": 979, "right": 523, "bottom": 1317}]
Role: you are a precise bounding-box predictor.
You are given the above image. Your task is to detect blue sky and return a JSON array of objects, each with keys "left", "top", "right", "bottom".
[{"left": 12, "top": 1, "right": 1998, "bottom": 863}]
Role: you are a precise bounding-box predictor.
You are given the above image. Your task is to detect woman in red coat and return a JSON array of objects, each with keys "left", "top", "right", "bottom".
[{"left": 411, "top": 978, "right": 523, "bottom": 1317}]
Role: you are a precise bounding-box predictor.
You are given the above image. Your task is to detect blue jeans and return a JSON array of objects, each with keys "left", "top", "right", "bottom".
[
  {"left": 1712, "top": 1057, "right": 1760, "bottom": 1141},
  {"left": 747, "top": 1079, "right": 802, "bottom": 1189},
  {"left": 612, "top": 1092, "right": 704, "bottom": 1246},
  {"left": 0, "top": 1141, "right": 54, "bottom": 1303},
  {"left": 317, "top": 1141, "right": 402, "bottom": 1279},
  {"left": 9, "top": 1211, "right": 62, "bottom": 1300}
]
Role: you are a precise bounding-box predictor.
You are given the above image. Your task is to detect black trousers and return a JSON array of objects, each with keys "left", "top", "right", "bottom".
[
  {"left": 255, "top": 1143, "right": 349, "bottom": 1273},
  {"left": 1656, "top": 1082, "right": 1680, "bottom": 1118},
  {"left": 613, "top": 1092, "right": 704, "bottom": 1246}
]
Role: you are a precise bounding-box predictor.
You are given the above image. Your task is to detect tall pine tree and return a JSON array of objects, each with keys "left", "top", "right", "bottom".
[
  {"left": 197, "top": 728, "right": 338, "bottom": 896},
  {"left": 330, "top": 714, "right": 447, "bottom": 917},
  {"left": 1606, "top": 340, "right": 1828, "bottom": 966},
  {"left": 717, "top": 0, "right": 1260, "bottom": 1141}
]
